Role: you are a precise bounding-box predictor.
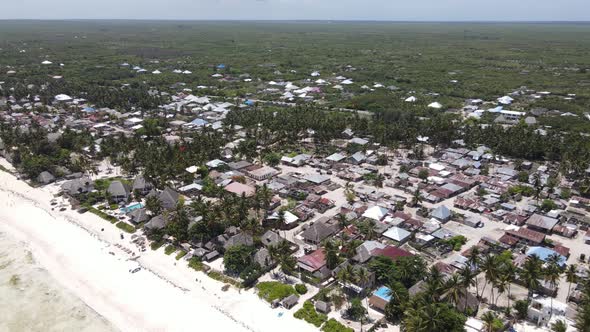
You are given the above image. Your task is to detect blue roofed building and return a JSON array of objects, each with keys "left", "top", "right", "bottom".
[
  {"left": 526, "top": 246, "right": 567, "bottom": 267},
  {"left": 190, "top": 118, "right": 208, "bottom": 127},
  {"left": 369, "top": 286, "right": 391, "bottom": 311}
]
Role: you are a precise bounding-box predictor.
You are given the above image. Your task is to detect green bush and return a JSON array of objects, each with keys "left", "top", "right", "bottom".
[
  {"left": 86, "top": 205, "right": 118, "bottom": 223},
  {"left": 508, "top": 185, "right": 535, "bottom": 197},
  {"left": 541, "top": 199, "right": 557, "bottom": 212},
  {"left": 150, "top": 241, "right": 164, "bottom": 251},
  {"left": 164, "top": 245, "right": 176, "bottom": 255},
  {"left": 443, "top": 235, "right": 468, "bottom": 251},
  {"left": 175, "top": 251, "right": 187, "bottom": 260},
  {"left": 207, "top": 270, "right": 242, "bottom": 288},
  {"left": 256, "top": 281, "right": 297, "bottom": 302},
  {"left": 188, "top": 257, "right": 205, "bottom": 271},
  {"left": 322, "top": 319, "right": 353, "bottom": 332},
  {"left": 513, "top": 300, "right": 530, "bottom": 320},
  {"left": 295, "top": 284, "right": 308, "bottom": 294},
  {"left": 294, "top": 301, "right": 327, "bottom": 327},
  {"left": 116, "top": 222, "right": 136, "bottom": 233}
]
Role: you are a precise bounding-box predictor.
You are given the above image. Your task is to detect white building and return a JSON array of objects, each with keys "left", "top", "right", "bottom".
[
  {"left": 500, "top": 110, "right": 526, "bottom": 121},
  {"left": 527, "top": 297, "right": 567, "bottom": 327}
]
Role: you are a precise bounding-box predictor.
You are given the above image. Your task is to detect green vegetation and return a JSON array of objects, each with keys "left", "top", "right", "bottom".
[
  {"left": 0, "top": 164, "right": 11, "bottom": 174},
  {"left": 346, "top": 298, "right": 367, "bottom": 322},
  {"left": 85, "top": 205, "right": 118, "bottom": 223},
  {"left": 175, "top": 251, "right": 187, "bottom": 260},
  {"left": 540, "top": 199, "right": 558, "bottom": 212},
  {"left": 321, "top": 319, "right": 353, "bottom": 332},
  {"left": 369, "top": 255, "right": 427, "bottom": 288},
  {"left": 508, "top": 185, "right": 535, "bottom": 197},
  {"left": 223, "top": 245, "right": 256, "bottom": 275},
  {"left": 295, "top": 284, "right": 308, "bottom": 295},
  {"left": 404, "top": 301, "right": 466, "bottom": 332},
  {"left": 560, "top": 188, "right": 572, "bottom": 200},
  {"left": 481, "top": 312, "right": 503, "bottom": 332},
  {"left": 150, "top": 241, "right": 164, "bottom": 251},
  {"left": 164, "top": 245, "right": 176, "bottom": 255},
  {"left": 518, "top": 171, "right": 530, "bottom": 183},
  {"left": 256, "top": 281, "right": 297, "bottom": 302},
  {"left": 207, "top": 270, "right": 242, "bottom": 288},
  {"left": 1, "top": 22, "right": 590, "bottom": 330},
  {"left": 2, "top": 22, "right": 590, "bottom": 191},
  {"left": 443, "top": 235, "right": 468, "bottom": 251},
  {"left": 513, "top": 300, "right": 530, "bottom": 320},
  {"left": 262, "top": 152, "right": 281, "bottom": 167},
  {"left": 294, "top": 301, "right": 328, "bottom": 327},
  {"left": 115, "top": 222, "right": 136, "bottom": 233},
  {"left": 188, "top": 257, "right": 205, "bottom": 271}
]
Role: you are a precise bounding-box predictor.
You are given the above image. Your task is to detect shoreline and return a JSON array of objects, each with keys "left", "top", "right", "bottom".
[
  {"left": 0, "top": 231, "right": 117, "bottom": 332},
  {"left": 0, "top": 167, "right": 315, "bottom": 332}
]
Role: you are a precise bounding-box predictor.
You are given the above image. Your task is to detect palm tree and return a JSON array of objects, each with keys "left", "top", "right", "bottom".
[
  {"left": 342, "top": 264, "right": 357, "bottom": 286},
  {"left": 520, "top": 254, "right": 543, "bottom": 301},
  {"left": 256, "top": 184, "right": 273, "bottom": 212},
  {"left": 268, "top": 240, "right": 295, "bottom": 275},
  {"left": 359, "top": 220, "right": 377, "bottom": 240},
  {"left": 544, "top": 255, "right": 563, "bottom": 318},
  {"left": 565, "top": 264, "right": 578, "bottom": 301},
  {"left": 323, "top": 240, "right": 339, "bottom": 270},
  {"left": 423, "top": 267, "right": 444, "bottom": 303},
  {"left": 550, "top": 319, "right": 567, "bottom": 332},
  {"left": 533, "top": 172, "right": 543, "bottom": 203},
  {"left": 356, "top": 267, "right": 370, "bottom": 288},
  {"left": 480, "top": 254, "right": 499, "bottom": 304},
  {"left": 278, "top": 253, "right": 297, "bottom": 275},
  {"left": 336, "top": 213, "right": 349, "bottom": 228},
  {"left": 459, "top": 265, "right": 476, "bottom": 295},
  {"left": 466, "top": 246, "right": 481, "bottom": 298},
  {"left": 445, "top": 274, "right": 464, "bottom": 309},
  {"left": 344, "top": 182, "right": 356, "bottom": 203},
  {"left": 277, "top": 210, "right": 286, "bottom": 227},
  {"left": 403, "top": 301, "right": 445, "bottom": 332},
  {"left": 481, "top": 311, "right": 498, "bottom": 332},
  {"left": 410, "top": 188, "right": 423, "bottom": 207},
  {"left": 502, "top": 262, "right": 516, "bottom": 311},
  {"left": 494, "top": 273, "right": 510, "bottom": 308}
]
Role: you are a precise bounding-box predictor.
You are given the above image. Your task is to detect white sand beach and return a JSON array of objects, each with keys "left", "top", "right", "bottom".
[
  {"left": 0, "top": 166, "right": 315, "bottom": 332},
  {"left": 0, "top": 231, "right": 116, "bottom": 332}
]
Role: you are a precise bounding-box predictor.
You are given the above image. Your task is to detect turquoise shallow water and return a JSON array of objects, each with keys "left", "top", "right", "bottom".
[{"left": 0, "top": 231, "right": 117, "bottom": 332}]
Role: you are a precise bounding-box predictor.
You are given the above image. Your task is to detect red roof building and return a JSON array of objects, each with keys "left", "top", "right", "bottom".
[
  {"left": 552, "top": 244, "right": 570, "bottom": 258},
  {"left": 505, "top": 228, "right": 545, "bottom": 245},
  {"left": 498, "top": 234, "right": 520, "bottom": 247},
  {"left": 297, "top": 249, "right": 326, "bottom": 272},
  {"left": 371, "top": 246, "right": 412, "bottom": 261}
]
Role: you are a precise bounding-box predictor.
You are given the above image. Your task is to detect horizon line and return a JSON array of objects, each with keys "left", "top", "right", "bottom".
[{"left": 0, "top": 19, "right": 589, "bottom": 23}]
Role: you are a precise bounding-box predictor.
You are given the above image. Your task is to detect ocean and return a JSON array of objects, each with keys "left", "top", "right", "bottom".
[{"left": 0, "top": 231, "right": 116, "bottom": 332}]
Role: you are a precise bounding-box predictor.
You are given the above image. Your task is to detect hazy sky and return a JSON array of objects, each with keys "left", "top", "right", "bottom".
[{"left": 2, "top": 0, "right": 589, "bottom": 21}]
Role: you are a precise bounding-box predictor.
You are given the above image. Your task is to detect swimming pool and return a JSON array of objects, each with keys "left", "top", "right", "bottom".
[{"left": 120, "top": 203, "right": 143, "bottom": 214}]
